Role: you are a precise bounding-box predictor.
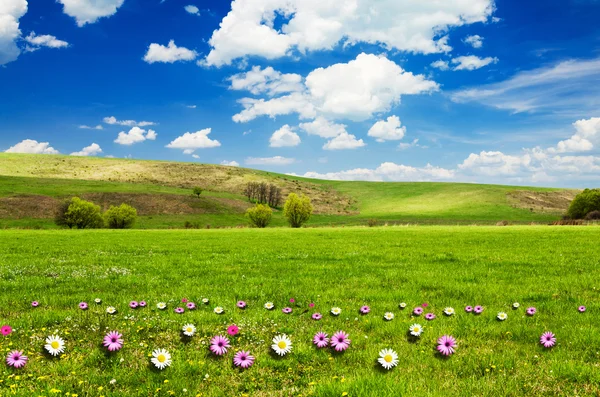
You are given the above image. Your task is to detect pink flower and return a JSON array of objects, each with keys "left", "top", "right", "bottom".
[
  {"left": 578, "top": 306, "right": 586, "bottom": 313},
  {"left": 312, "top": 313, "right": 322, "bottom": 320},
  {"left": 360, "top": 306, "right": 370, "bottom": 314},
  {"left": 330, "top": 331, "right": 350, "bottom": 352},
  {"left": 129, "top": 301, "right": 138, "bottom": 309},
  {"left": 474, "top": 305, "right": 484, "bottom": 314},
  {"left": 186, "top": 302, "right": 196, "bottom": 310},
  {"left": 309, "top": 303, "right": 315, "bottom": 308},
  {"left": 31, "top": 301, "right": 39, "bottom": 307},
  {"left": 79, "top": 302, "right": 88, "bottom": 310},
  {"left": 233, "top": 351, "right": 254, "bottom": 368},
  {"left": 174, "top": 307, "right": 184, "bottom": 314},
  {"left": 181, "top": 298, "right": 188, "bottom": 303},
  {"left": 103, "top": 331, "right": 123, "bottom": 352},
  {"left": 209, "top": 335, "right": 230, "bottom": 356},
  {"left": 437, "top": 335, "right": 457, "bottom": 356},
  {"left": 282, "top": 307, "right": 292, "bottom": 314},
  {"left": 421, "top": 303, "right": 429, "bottom": 308},
  {"left": 465, "top": 306, "right": 473, "bottom": 313},
  {"left": 526, "top": 307, "right": 536, "bottom": 316},
  {"left": 413, "top": 307, "right": 423, "bottom": 316},
  {"left": 540, "top": 332, "right": 556, "bottom": 348},
  {"left": 313, "top": 332, "right": 329, "bottom": 348},
  {"left": 6, "top": 351, "right": 27, "bottom": 368},
  {"left": 289, "top": 298, "right": 295, "bottom": 303},
  {"left": 139, "top": 301, "right": 147, "bottom": 307},
  {"left": 425, "top": 313, "right": 436, "bottom": 321},
  {"left": 237, "top": 301, "right": 247, "bottom": 309},
  {"left": 227, "top": 325, "right": 239, "bottom": 336},
  {"left": 1, "top": 325, "right": 12, "bottom": 336}
]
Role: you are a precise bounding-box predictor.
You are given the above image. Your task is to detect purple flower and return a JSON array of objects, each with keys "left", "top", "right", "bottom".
[
  {"left": 6, "top": 351, "right": 27, "bottom": 368},
  {"left": 526, "top": 307, "right": 536, "bottom": 316},
  {"left": 313, "top": 332, "right": 329, "bottom": 348},
  {"left": 312, "top": 313, "right": 322, "bottom": 320},
  {"left": 330, "top": 331, "right": 350, "bottom": 352},
  {"left": 174, "top": 307, "right": 184, "bottom": 314},
  {"left": 233, "top": 350, "right": 254, "bottom": 368},
  {"left": 474, "top": 305, "right": 484, "bottom": 314},
  {"left": 186, "top": 302, "right": 196, "bottom": 310},
  {"left": 465, "top": 306, "right": 473, "bottom": 313},
  {"left": 421, "top": 303, "right": 429, "bottom": 308},
  {"left": 413, "top": 307, "right": 423, "bottom": 316},
  {"left": 129, "top": 301, "right": 138, "bottom": 309},
  {"left": 139, "top": 301, "right": 147, "bottom": 307},
  {"left": 79, "top": 302, "right": 88, "bottom": 310},
  {"left": 181, "top": 298, "right": 188, "bottom": 303},
  {"left": 31, "top": 301, "right": 39, "bottom": 307},
  {"left": 309, "top": 303, "right": 315, "bottom": 308},
  {"left": 578, "top": 305, "right": 586, "bottom": 313},
  {"left": 540, "top": 332, "right": 556, "bottom": 348},
  {"left": 282, "top": 307, "right": 292, "bottom": 314},
  {"left": 289, "top": 298, "right": 295, "bottom": 304},
  {"left": 437, "top": 335, "right": 457, "bottom": 356},
  {"left": 103, "top": 331, "right": 123, "bottom": 352},
  {"left": 237, "top": 301, "right": 247, "bottom": 309},
  {"left": 360, "top": 305, "right": 370, "bottom": 314},
  {"left": 1, "top": 325, "right": 12, "bottom": 336},
  {"left": 209, "top": 335, "right": 230, "bottom": 356},
  {"left": 425, "top": 313, "right": 436, "bottom": 321},
  {"left": 227, "top": 325, "right": 239, "bottom": 336}
]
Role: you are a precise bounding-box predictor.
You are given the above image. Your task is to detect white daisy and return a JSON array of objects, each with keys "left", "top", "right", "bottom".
[
  {"left": 383, "top": 312, "right": 395, "bottom": 321},
  {"left": 264, "top": 302, "right": 274, "bottom": 310},
  {"left": 151, "top": 349, "right": 172, "bottom": 370},
  {"left": 331, "top": 307, "right": 342, "bottom": 316},
  {"left": 409, "top": 323, "right": 423, "bottom": 337},
  {"left": 399, "top": 302, "right": 407, "bottom": 309},
  {"left": 157, "top": 302, "right": 167, "bottom": 310},
  {"left": 202, "top": 298, "right": 209, "bottom": 304},
  {"left": 44, "top": 335, "right": 65, "bottom": 356},
  {"left": 271, "top": 334, "right": 292, "bottom": 356},
  {"left": 214, "top": 306, "right": 224, "bottom": 314},
  {"left": 513, "top": 302, "right": 520, "bottom": 308},
  {"left": 106, "top": 306, "right": 117, "bottom": 314},
  {"left": 182, "top": 324, "right": 196, "bottom": 337},
  {"left": 444, "top": 307, "right": 455, "bottom": 316},
  {"left": 94, "top": 298, "right": 102, "bottom": 304},
  {"left": 378, "top": 348, "right": 399, "bottom": 370},
  {"left": 497, "top": 312, "right": 508, "bottom": 321}
]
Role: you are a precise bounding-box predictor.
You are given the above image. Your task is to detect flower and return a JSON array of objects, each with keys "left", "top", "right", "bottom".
[
  {"left": 578, "top": 306, "right": 586, "bottom": 313},
  {"left": 425, "top": 313, "right": 436, "bottom": 321},
  {"left": 174, "top": 307, "right": 185, "bottom": 314},
  {"left": 422, "top": 302, "right": 429, "bottom": 307},
  {"left": 465, "top": 306, "right": 473, "bottom": 313},
  {"left": 227, "top": 325, "right": 239, "bottom": 336},
  {"left": 181, "top": 298, "right": 188, "bottom": 303},
  {"left": 399, "top": 302, "right": 407, "bottom": 309},
  {"left": 94, "top": 298, "right": 102, "bottom": 304},
  {"left": 157, "top": 302, "right": 167, "bottom": 310},
  {"left": 312, "top": 313, "right": 322, "bottom": 320},
  {"left": 106, "top": 306, "right": 117, "bottom": 315},
  {"left": 540, "top": 332, "right": 556, "bottom": 348},
  {"left": 214, "top": 306, "right": 224, "bottom": 314},
  {"left": 151, "top": 349, "right": 172, "bottom": 370},
  {"left": 309, "top": 302, "right": 315, "bottom": 308},
  {"left": 436, "top": 335, "right": 457, "bottom": 356},
  {"left": 237, "top": 301, "right": 247, "bottom": 309},
  {"left": 264, "top": 302, "right": 274, "bottom": 310},
  {"left": 31, "top": 301, "right": 39, "bottom": 307},
  {"left": 378, "top": 349, "right": 398, "bottom": 370},
  {"left": 129, "top": 301, "right": 139, "bottom": 309},
  {"left": 289, "top": 298, "right": 295, "bottom": 303},
  {"left": 182, "top": 324, "right": 196, "bottom": 337},
  {"left": 139, "top": 301, "right": 147, "bottom": 307},
  {"left": 331, "top": 307, "right": 342, "bottom": 316},
  {"left": 330, "top": 331, "right": 350, "bottom": 352},
  {"left": 383, "top": 312, "right": 394, "bottom": 321},
  {"left": 409, "top": 323, "right": 423, "bottom": 337},
  {"left": 271, "top": 335, "right": 292, "bottom": 356},
  {"left": 6, "top": 350, "right": 27, "bottom": 368},
  {"left": 202, "top": 298, "right": 209, "bottom": 304},
  {"left": 103, "top": 331, "right": 124, "bottom": 352},
  {"left": 513, "top": 302, "right": 520, "bottom": 309},
  {"left": 360, "top": 306, "right": 370, "bottom": 314},
  {"left": 474, "top": 305, "right": 484, "bottom": 314},
  {"left": 45, "top": 335, "right": 65, "bottom": 356},
  {"left": 526, "top": 307, "right": 536, "bottom": 316},
  {"left": 497, "top": 312, "right": 508, "bottom": 321},
  {"left": 313, "top": 332, "right": 329, "bottom": 348},
  {"left": 1, "top": 325, "right": 12, "bottom": 336},
  {"left": 186, "top": 302, "right": 196, "bottom": 310},
  {"left": 282, "top": 307, "right": 292, "bottom": 314},
  {"left": 233, "top": 351, "right": 255, "bottom": 369},
  {"left": 413, "top": 307, "right": 423, "bottom": 316},
  {"left": 79, "top": 302, "right": 88, "bottom": 310},
  {"left": 209, "top": 335, "right": 230, "bottom": 356},
  {"left": 443, "top": 307, "right": 455, "bottom": 316}
]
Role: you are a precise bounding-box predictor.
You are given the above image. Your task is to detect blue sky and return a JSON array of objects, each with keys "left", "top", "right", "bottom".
[{"left": 1, "top": 0, "right": 599, "bottom": 187}]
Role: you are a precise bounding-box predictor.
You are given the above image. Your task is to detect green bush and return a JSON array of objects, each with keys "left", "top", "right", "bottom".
[
  {"left": 283, "top": 193, "right": 313, "bottom": 228},
  {"left": 193, "top": 187, "right": 203, "bottom": 198},
  {"left": 55, "top": 197, "right": 104, "bottom": 229},
  {"left": 246, "top": 204, "right": 272, "bottom": 228},
  {"left": 567, "top": 189, "right": 600, "bottom": 219},
  {"left": 104, "top": 204, "right": 138, "bottom": 229}
]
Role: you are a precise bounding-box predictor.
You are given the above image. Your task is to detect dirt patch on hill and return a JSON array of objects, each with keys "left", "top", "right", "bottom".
[
  {"left": 507, "top": 190, "right": 579, "bottom": 214},
  {"left": 0, "top": 195, "right": 58, "bottom": 218}
]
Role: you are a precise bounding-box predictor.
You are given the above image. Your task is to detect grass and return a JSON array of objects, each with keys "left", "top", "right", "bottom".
[{"left": 1, "top": 226, "right": 599, "bottom": 396}]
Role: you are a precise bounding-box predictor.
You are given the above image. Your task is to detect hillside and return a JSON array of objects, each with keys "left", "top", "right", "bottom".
[{"left": 0, "top": 153, "right": 578, "bottom": 228}]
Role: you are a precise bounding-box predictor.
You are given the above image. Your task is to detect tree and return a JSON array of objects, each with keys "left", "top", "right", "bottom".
[
  {"left": 55, "top": 199, "right": 75, "bottom": 229},
  {"left": 283, "top": 193, "right": 313, "bottom": 228},
  {"left": 193, "top": 187, "right": 203, "bottom": 198},
  {"left": 55, "top": 197, "right": 104, "bottom": 229},
  {"left": 244, "top": 182, "right": 282, "bottom": 207},
  {"left": 567, "top": 189, "right": 600, "bottom": 219},
  {"left": 246, "top": 204, "right": 272, "bottom": 228},
  {"left": 104, "top": 204, "right": 138, "bottom": 229}
]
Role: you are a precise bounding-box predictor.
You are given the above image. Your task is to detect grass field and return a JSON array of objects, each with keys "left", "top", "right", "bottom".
[{"left": 1, "top": 226, "right": 599, "bottom": 396}]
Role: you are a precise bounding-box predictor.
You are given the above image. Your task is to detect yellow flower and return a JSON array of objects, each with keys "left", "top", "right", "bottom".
[
  {"left": 164, "top": 380, "right": 169, "bottom": 383},
  {"left": 342, "top": 393, "right": 348, "bottom": 396},
  {"left": 98, "top": 386, "right": 104, "bottom": 391}
]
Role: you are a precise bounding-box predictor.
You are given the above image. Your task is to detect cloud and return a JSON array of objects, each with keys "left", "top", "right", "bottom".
[
  {"left": 322, "top": 132, "right": 365, "bottom": 150},
  {"left": 24, "top": 32, "right": 69, "bottom": 51},
  {"left": 229, "top": 66, "right": 303, "bottom": 96},
  {"left": 300, "top": 162, "right": 454, "bottom": 182},
  {"left": 299, "top": 117, "right": 347, "bottom": 139},
  {"left": 166, "top": 129, "right": 221, "bottom": 153},
  {"left": 184, "top": 5, "right": 199, "bottom": 15},
  {"left": 103, "top": 116, "right": 156, "bottom": 127},
  {"left": 0, "top": 0, "right": 27, "bottom": 66},
  {"left": 398, "top": 138, "right": 421, "bottom": 150},
  {"left": 245, "top": 156, "right": 295, "bottom": 166},
  {"left": 221, "top": 160, "right": 240, "bottom": 167},
  {"left": 232, "top": 53, "right": 438, "bottom": 123},
  {"left": 452, "top": 55, "right": 498, "bottom": 71},
  {"left": 70, "top": 143, "right": 102, "bottom": 156},
  {"left": 269, "top": 125, "right": 301, "bottom": 148},
  {"left": 463, "top": 35, "right": 483, "bottom": 49},
  {"left": 368, "top": 116, "right": 406, "bottom": 142},
  {"left": 79, "top": 124, "right": 103, "bottom": 130},
  {"left": 143, "top": 40, "right": 198, "bottom": 64},
  {"left": 548, "top": 117, "right": 600, "bottom": 154},
  {"left": 431, "top": 60, "right": 450, "bottom": 71},
  {"left": 114, "top": 127, "right": 157, "bottom": 145},
  {"left": 4, "top": 139, "right": 59, "bottom": 154},
  {"left": 58, "top": 0, "right": 124, "bottom": 27},
  {"left": 204, "top": 0, "right": 495, "bottom": 66},
  {"left": 186, "top": 105, "right": 197, "bottom": 109},
  {"left": 458, "top": 151, "right": 532, "bottom": 176}
]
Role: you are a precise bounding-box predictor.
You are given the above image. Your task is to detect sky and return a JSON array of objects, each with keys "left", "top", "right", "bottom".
[{"left": 1, "top": 0, "right": 600, "bottom": 188}]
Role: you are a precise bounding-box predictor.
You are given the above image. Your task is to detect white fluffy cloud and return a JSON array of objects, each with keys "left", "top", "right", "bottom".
[
  {"left": 368, "top": 116, "right": 406, "bottom": 142},
  {"left": 322, "top": 132, "right": 365, "bottom": 150},
  {"left": 458, "top": 151, "right": 532, "bottom": 176},
  {"left": 103, "top": 116, "right": 156, "bottom": 127},
  {"left": 79, "top": 124, "right": 103, "bottom": 130},
  {"left": 166, "top": 129, "right": 221, "bottom": 153},
  {"left": 452, "top": 55, "right": 498, "bottom": 71},
  {"left": 299, "top": 117, "right": 347, "bottom": 138},
  {"left": 184, "top": 5, "right": 199, "bottom": 15},
  {"left": 431, "top": 60, "right": 450, "bottom": 71},
  {"left": 269, "top": 125, "right": 301, "bottom": 147},
  {"left": 114, "top": 127, "right": 157, "bottom": 145},
  {"left": 464, "top": 35, "right": 483, "bottom": 49},
  {"left": 58, "top": 0, "right": 124, "bottom": 27},
  {"left": 245, "top": 156, "right": 295, "bottom": 166},
  {"left": 143, "top": 40, "right": 197, "bottom": 64},
  {"left": 300, "top": 162, "right": 454, "bottom": 182},
  {"left": 205, "top": 0, "right": 495, "bottom": 66},
  {"left": 4, "top": 139, "right": 59, "bottom": 154},
  {"left": 549, "top": 117, "right": 600, "bottom": 154},
  {"left": 70, "top": 143, "right": 102, "bottom": 156},
  {"left": 229, "top": 66, "right": 303, "bottom": 96},
  {"left": 24, "top": 32, "right": 69, "bottom": 50},
  {"left": 0, "top": 0, "right": 27, "bottom": 65},
  {"left": 221, "top": 160, "right": 240, "bottom": 167}
]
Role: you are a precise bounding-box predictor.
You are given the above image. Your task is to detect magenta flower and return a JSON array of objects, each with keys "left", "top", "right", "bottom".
[
  {"left": 330, "top": 331, "right": 351, "bottom": 352},
  {"left": 313, "top": 332, "right": 329, "bottom": 348},
  {"left": 578, "top": 306, "right": 586, "bottom": 313},
  {"left": 129, "top": 301, "right": 138, "bottom": 309},
  {"left": 474, "top": 305, "right": 484, "bottom": 314},
  {"left": 312, "top": 312, "right": 322, "bottom": 320},
  {"left": 360, "top": 306, "right": 370, "bottom": 314},
  {"left": 413, "top": 307, "right": 423, "bottom": 316},
  {"left": 233, "top": 350, "right": 254, "bottom": 369},
  {"left": 209, "top": 335, "right": 230, "bottom": 356},
  {"left": 103, "top": 331, "right": 124, "bottom": 352},
  {"left": 289, "top": 298, "right": 295, "bottom": 303},
  {"left": 31, "top": 301, "right": 39, "bottom": 307},
  {"left": 465, "top": 306, "right": 473, "bottom": 313},
  {"left": 237, "top": 301, "right": 247, "bottom": 309},
  {"left": 174, "top": 307, "right": 185, "bottom": 314},
  {"left": 1, "top": 325, "right": 12, "bottom": 336},
  {"left": 526, "top": 307, "right": 536, "bottom": 316},
  {"left": 6, "top": 351, "right": 27, "bottom": 368},
  {"left": 421, "top": 303, "right": 429, "bottom": 308},
  {"left": 186, "top": 302, "right": 196, "bottom": 310},
  {"left": 437, "top": 335, "right": 457, "bottom": 356},
  {"left": 540, "top": 332, "right": 556, "bottom": 348},
  {"left": 309, "top": 303, "right": 315, "bottom": 308},
  {"left": 181, "top": 298, "right": 188, "bottom": 303},
  {"left": 282, "top": 307, "right": 292, "bottom": 314},
  {"left": 139, "top": 301, "right": 147, "bottom": 307},
  {"left": 227, "top": 325, "right": 239, "bottom": 336},
  {"left": 425, "top": 313, "right": 436, "bottom": 321},
  {"left": 79, "top": 302, "right": 88, "bottom": 310}
]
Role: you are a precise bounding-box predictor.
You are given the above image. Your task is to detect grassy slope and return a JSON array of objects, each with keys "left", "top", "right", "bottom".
[{"left": 0, "top": 226, "right": 599, "bottom": 396}]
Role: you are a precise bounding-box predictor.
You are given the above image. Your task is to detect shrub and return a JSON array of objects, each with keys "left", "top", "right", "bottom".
[
  {"left": 244, "top": 182, "right": 282, "bottom": 207},
  {"left": 283, "top": 193, "right": 313, "bottom": 228},
  {"left": 193, "top": 187, "right": 203, "bottom": 198},
  {"left": 567, "top": 189, "right": 600, "bottom": 219},
  {"left": 55, "top": 199, "right": 75, "bottom": 229},
  {"left": 246, "top": 204, "right": 273, "bottom": 228},
  {"left": 55, "top": 197, "right": 103, "bottom": 229},
  {"left": 585, "top": 210, "right": 600, "bottom": 220},
  {"left": 184, "top": 221, "right": 201, "bottom": 229},
  {"left": 104, "top": 204, "right": 138, "bottom": 229},
  {"left": 367, "top": 218, "right": 379, "bottom": 227}
]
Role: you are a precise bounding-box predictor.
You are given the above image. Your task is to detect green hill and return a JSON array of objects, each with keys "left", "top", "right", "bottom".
[{"left": 0, "top": 153, "right": 577, "bottom": 228}]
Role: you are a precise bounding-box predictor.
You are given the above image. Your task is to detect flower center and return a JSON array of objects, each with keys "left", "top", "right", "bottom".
[
  {"left": 186, "top": 328, "right": 192, "bottom": 332},
  {"left": 384, "top": 354, "right": 393, "bottom": 363},
  {"left": 157, "top": 354, "right": 166, "bottom": 363},
  {"left": 278, "top": 341, "right": 287, "bottom": 349}
]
